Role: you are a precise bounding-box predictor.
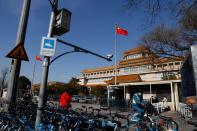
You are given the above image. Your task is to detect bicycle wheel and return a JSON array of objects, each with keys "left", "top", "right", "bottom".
[
  {"left": 157, "top": 125, "right": 165, "bottom": 131},
  {"left": 137, "top": 116, "right": 153, "bottom": 131}
]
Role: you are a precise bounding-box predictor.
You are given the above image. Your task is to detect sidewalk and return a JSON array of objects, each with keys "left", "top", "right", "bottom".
[{"left": 161, "top": 111, "right": 197, "bottom": 131}]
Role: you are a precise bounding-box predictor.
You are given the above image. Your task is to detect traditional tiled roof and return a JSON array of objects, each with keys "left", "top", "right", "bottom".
[
  {"left": 123, "top": 46, "right": 148, "bottom": 56},
  {"left": 105, "top": 74, "right": 141, "bottom": 84},
  {"left": 83, "top": 83, "right": 107, "bottom": 87},
  {"left": 82, "top": 65, "right": 115, "bottom": 73},
  {"left": 119, "top": 57, "right": 154, "bottom": 67},
  {"left": 155, "top": 57, "right": 184, "bottom": 64},
  {"left": 81, "top": 46, "right": 183, "bottom": 74}
]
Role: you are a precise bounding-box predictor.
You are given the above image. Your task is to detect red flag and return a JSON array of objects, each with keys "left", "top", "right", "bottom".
[
  {"left": 35, "top": 56, "right": 42, "bottom": 61},
  {"left": 116, "top": 27, "right": 128, "bottom": 36}
]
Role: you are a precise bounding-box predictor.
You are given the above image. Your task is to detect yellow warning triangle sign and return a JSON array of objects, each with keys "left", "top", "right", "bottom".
[{"left": 6, "top": 43, "right": 29, "bottom": 61}]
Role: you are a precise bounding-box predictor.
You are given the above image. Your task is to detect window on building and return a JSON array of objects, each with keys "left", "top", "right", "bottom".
[
  {"left": 124, "top": 68, "right": 129, "bottom": 73},
  {"left": 140, "top": 65, "right": 148, "bottom": 72},
  {"left": 157, "top": 65, "right": 162, "bottom": 70},
  {"left": 126, "top": 53, "right": 142, "bottom": 60},
  {"left": 175, "top": 62, "right": 180, "bottom": 65}
]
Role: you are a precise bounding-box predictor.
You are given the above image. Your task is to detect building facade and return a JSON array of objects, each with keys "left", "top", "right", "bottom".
[{"left": 78, "top": 46, "right": 183, "bottom": 111}]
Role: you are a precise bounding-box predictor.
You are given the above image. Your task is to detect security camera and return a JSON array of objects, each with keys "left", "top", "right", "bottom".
[{"left": 106, "top": 54, "right": 113, "bottom": 59}]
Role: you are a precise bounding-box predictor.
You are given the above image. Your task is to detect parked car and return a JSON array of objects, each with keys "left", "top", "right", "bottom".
[
  {"left": 78, "top": 97, "right": 86, "bottom": 103},
  {"left": 71, "top": 95, "right": 81, "bottom": 102},
  {"left": 84, "top": 96, "right": 97, "bottom": 103}
]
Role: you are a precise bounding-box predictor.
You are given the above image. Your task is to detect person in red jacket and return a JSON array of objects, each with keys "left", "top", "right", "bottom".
[{"left": 59, "top": 91, "right": 71, "bottom": 109}]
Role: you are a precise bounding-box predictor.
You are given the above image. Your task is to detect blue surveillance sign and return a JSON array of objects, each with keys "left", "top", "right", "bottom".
[
  {"left": 43, "top": 39, "right": 55, "bottom": 49},
  {"left": 40, "top": 37, "right": 57, "bottom": 56}
]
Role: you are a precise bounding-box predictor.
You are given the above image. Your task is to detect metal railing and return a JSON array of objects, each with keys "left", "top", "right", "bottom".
[
  {"left": 159, "top": 115, "right": 179, "bottom": 131},
  {"left": 177, "top": 102, "right": 192, "bottom": 118},
  {"left": 99, "top": 98, "right": 168, "bottom": 113},
  {"left": 99, "top": 98, "right": 131, "bottom": 112}
]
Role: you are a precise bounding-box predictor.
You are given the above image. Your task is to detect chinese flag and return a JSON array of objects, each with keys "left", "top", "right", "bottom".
[
  {"left": 116, "top": 27, "right": 128, "bottom": 36},
  {"left": 35, "top": 56, "right": 42, "bottom": 61}
]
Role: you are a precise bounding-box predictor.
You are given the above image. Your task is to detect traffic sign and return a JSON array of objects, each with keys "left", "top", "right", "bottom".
[
  {"left": 6, "top": 43, "right": 29, "bottom": 61},
  {"left": 40, "top": 37, "right": 57, "bottom": 57}
]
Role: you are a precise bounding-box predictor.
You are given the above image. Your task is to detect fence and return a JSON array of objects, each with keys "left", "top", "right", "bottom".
[
  {"left": 99, "top": 98, "right": 132, "bottom": 112},
  {"left": 177, "top": 102, "right": 192, "bottom": 118},
  {"left": 99, "top": 98, "right": 169, "bottom": 113},
  {"left": 159, "top": 115, "right": 179, "bottom": 131}
]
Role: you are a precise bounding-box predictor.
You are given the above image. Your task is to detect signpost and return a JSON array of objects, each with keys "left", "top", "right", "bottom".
[
  {"left": 35, "top": 0, "right": 58, "bottom": 127},
  {"left": 5, "top": 0, "right": 31, "bottom": 112},
  {"left": 6, "top": 43, "right": 29, "bottom": 61},
  {"left": 40, "top": 37, "right": 57, "bottom": 57}
]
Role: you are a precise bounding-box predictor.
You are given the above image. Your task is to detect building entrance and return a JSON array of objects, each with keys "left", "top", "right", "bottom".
[{"left": 114, "top": 88, "right": 124, "bottom": 99}]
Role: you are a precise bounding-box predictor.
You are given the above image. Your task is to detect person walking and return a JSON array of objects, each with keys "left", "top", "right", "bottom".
[{"left": 59, "top": 90, "right": 72, "bottom": 110}]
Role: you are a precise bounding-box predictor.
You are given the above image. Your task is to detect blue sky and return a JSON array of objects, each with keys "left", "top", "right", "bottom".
[{"left": 0, "top": 0, "right": 175, "bottom": 84}]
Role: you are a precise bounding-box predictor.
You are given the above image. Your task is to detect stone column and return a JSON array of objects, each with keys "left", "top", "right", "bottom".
[
  {"left": 170, "top": 82, "right": 175, "bottom": 111},
  {"left": 174, "top": 82, "right": 179, "bottom": 111},
  {"left": 126, "top": 86, "right": 131, "bottom": 100},
  {"left": 107, "top": 86, "right": 110, "bottom": 99}
]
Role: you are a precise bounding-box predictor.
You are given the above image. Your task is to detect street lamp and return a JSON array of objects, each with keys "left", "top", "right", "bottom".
[
  {"left": 57, "top": 39, "right": 113, "bottom": 62},
  {"left": 50, "top": 49, "right": 113, "bottom": 65},
  {"left": 107, "top": 54, "right": 113, "bottom": 59},
  {"left": 50, "top": 48, "right": 85, "bottom": 65}
]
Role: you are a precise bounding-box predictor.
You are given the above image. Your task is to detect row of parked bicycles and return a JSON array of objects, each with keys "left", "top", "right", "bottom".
[{"left": 0, "top": 97, "right": 178, "bottom": 131}]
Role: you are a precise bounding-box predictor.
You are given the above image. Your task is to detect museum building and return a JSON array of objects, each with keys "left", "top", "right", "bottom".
[{"left": 78, "top": 46, "right": 184, "bottom": 111}]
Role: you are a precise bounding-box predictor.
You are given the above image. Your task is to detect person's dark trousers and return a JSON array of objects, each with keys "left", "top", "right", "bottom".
[{"left": 132, "top": 104, "right": 144, "bottom": 118}]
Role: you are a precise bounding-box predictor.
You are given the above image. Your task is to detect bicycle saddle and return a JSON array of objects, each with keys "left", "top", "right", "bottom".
[{"left": 100, "top": 107, "right": 109, "bottom": 110}]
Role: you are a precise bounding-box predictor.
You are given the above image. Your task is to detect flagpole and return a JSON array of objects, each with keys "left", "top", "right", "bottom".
[
  {"left": 114, "top": 24, "right": 117, "bottom": 85},
  {"left": 31, "top": 60, "right": 36, "bottom": 96}
]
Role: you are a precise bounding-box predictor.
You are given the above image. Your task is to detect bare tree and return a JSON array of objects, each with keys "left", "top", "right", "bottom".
[
  {"left": 126, "top": 0, "right": 197, "bottom": 58},
  {"left": 126, "top": 0, "right": 197, "bottom": 24},
  {"left": 140, "top": 24, "right": 189, "bottom": 59},
  {"left": 180, "top": 6, "right": 197, "bottom": 45},
  {"left": 0, "top": 67, "right": 9, "bottom": 97}
]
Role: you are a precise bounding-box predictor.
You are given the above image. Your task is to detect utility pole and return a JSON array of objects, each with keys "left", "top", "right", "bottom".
[
  {"left": 35, "top": 0, "right": 58, "bottom": 127},
  {"left": 34, "top": 0, "right": 111, "bottom": 128},
  {"left": 5, "top": 0, "right": 31, "bottom": 111}
]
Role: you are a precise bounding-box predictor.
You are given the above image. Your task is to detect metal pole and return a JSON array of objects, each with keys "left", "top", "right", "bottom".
[
  {"left": 114, "top": 24, "right": 117, "bottom": 85},
  {"left": 124, "top": 85, "right": 126, "bottom": 100},
  {"left": 35, "top": 0, "right": 57, "bottom": 127},
  {"left": 31, "top": 60, "right": 36, "bottom": 96},
  {"left": 150, "top": 83, "right": 152, "bottom": 103},
  {"left": 5, "top": 0, "right": 31, "bottom": 111}
]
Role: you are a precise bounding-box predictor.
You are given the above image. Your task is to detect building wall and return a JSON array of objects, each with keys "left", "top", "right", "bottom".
[{"left": 78, "top": 46, "right": 183, "bottom": 88}]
